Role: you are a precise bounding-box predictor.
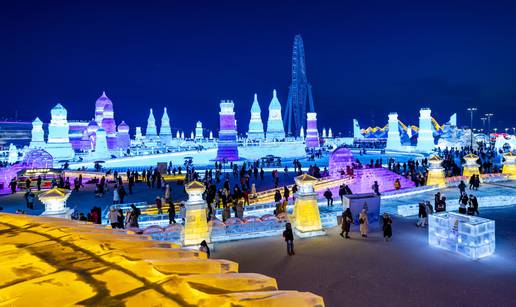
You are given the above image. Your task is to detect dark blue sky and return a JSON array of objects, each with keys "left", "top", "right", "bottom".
[{"left": 1, "top": 0, "right": 515, "bottom": 135}]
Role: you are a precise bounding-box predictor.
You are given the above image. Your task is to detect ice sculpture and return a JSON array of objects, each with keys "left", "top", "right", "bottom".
[
  {"left": 428, "top": 212, "right": 495, "bottom": 259},
  {"left": 145, "top": 108, "right": 158, "bottom": 142},
  {"left": 216, "top": 100, "right": 239, "bottom": 161},
  {"left": 426, "top": 155, "right": 446, "bottom": 187},
  {"left": 416, "top": 108, "right": 435, "bottom": 152},
  {"left": 353, "top": 119, "right": 363, "bottom": 139},
  {"left": 160, "top": 107, "right": 172, "bottom": 145},
  {"left": 386, "top": 113, "right": 402, "bottom": 151},
  {"left": 95, "top": 91, "right": 110, "bottom": 124},
  {"left": 195, "top": 121, "right": 203, "bottom": 139},
  {"left": 322, "top": 128, "right": 326, "bottom": 138},
  {"left": 305, "top": 112, "right": 319, "bottom": 148},
  {"left": 266, "top": 89, "right": 285, "bottom": 141},
  {"left": 502, "top": 152, "right": 516, "bottom": 179},
  {"left": 291, "top": 174, "right": 325, "bottom": 237},
  {"left": 209, "top": 130, "right": 213, "bottom": 139},
  {"left": 8, "top": 144, "right": 18, "bottom": 164},
  {"left": 300, "top": 126, "right": 305, "bottom": 139},
  {"left": 328, "top": 128, "right": 333, "bottom": 138},
  {"left": 116, "top": 121, "right": 130, "bottom": 150},
  {"left": 93, "top": 128, "right": 110, "bottom": 160},
  {"left": 183, "top": 181, "right": 210, "bottom": 246},
  {"left": 99, "top": 93, "right": 117, "bottom": 149},
  {"left": 247, "top": 93, "right": 265, "bottom": 140},
  {"left": 29, "top": 117, "right": 46, "bottom": 149},
  {"left": 462, "top": 153, "right": 480, "bottom": 179},
  {"left": 45, "top": 104, "right": 75, "bottom": 161},
  {"left": 329, "top": 147, "right": 354, "bottom": 177},
  {"left": 39, "top": 187, "right": 73, "bottom": 219}
]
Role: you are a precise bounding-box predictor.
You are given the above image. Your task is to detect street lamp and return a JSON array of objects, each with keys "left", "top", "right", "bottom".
[
  {"left": 485, "top": 113, "right": 494, "bottom": 135},
  {"left": 480, "top": 117, "right": 487, "bottom": 131},
  {"left": 505, "top": 128, "right": 509, "bottom": 134},
  {"left": 467, "top": 107, "right": 477, "bottom": 148}
]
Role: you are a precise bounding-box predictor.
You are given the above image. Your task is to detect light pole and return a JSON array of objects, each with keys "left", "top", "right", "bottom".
[
  {"left": 480, "top": 117, "right": 487, "bottom": 131},
  {"left": 467, "top": 107, "right": 477, "bottom": 148},
  {"left": 485, "top": 113, "right": 494, "bottom": 135}
]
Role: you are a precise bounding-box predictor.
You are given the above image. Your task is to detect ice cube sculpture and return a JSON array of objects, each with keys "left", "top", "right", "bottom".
[{"left": 428, "top": 212, "right": 495, "bottom": 259}]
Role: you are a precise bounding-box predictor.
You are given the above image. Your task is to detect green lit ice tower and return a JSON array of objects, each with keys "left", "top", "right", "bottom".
[
  {"left": 266, "top": 89, "right": 285, "bottom": 141},
  {"left": 247, "top": 93, "right": 264, "bottom": 140}
]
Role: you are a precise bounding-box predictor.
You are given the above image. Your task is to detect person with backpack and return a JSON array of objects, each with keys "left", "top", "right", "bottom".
[{"left": 283, "top": 223, "right": 295, "bottom": 256}]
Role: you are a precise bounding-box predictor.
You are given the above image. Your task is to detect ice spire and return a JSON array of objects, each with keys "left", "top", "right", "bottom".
[
  {"left": 266, "top": 89, "right": 285, "bottom": 141},
  {"left": 160, "top": 107, "right": 172, "bottom": 145},
  {"left": 247, "top": 93, "right": 265, "bottom": 140}
]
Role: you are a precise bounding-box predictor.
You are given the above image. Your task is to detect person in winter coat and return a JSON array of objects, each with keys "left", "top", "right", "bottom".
[
  {"left": 283, "top": 223, "right": 295, "bottom": 256},
  {"left": 339, "top": 185, "right": 347, "bottom": 204},
  {"left": 113, "top": 185, "right": 120, "bottom": 204},
  {"left": 108, "top": 207, "right": 118, "bottom": 229},
  {"left": 416, "top": 202, "right": 428, "bottom": 227},
  {"left": 117, "top": 209, "right": 125, "bottom": 229},
  {"left": 156, "top": 196, "right": 163, "bottom": 214},
  {"left": 459, "top": 193, "right": 468, "bottom": 214},
  {"left": 382, "top": 213, "right": 393, "bottom": 241},
  {"left": 168, "top": 203, "right": 176, "bottom": 224},
  {"left": 118, "top": 185, "right": 126, "bottom": 204},
  {"left": 274, "top": 190, "right": 282, "bottom": 203},
  {"left": 359, "top": 209, "right": 369, "bottom": 237},
  {"left": 200, "top": 240, "right": 210, "bottom": 258},
  {"left": 470, "top": 194, "right": 479, "bottom": 215},
  {"left": 458, "top": 180, "right": 466, "bottom": 194},
  {"left": 324, "top": 188, "right": 334, "bottom": 207},
  {"left": 340, "top": 208, "right": 353, "bottom": 239}
]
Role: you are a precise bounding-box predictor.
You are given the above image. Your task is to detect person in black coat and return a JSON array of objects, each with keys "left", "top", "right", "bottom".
[
  {"left": 274, "top": 190, "right": 282, "bottom": 203},
  {"left": 324, "top": 188, "right": 334, "bottom": 207},
  {"left": 340, "top": 208, "right": 353, "bottom": 239},
  {"left": 283, "top": 223, "right": 295, "bottom": 255},
  {"left": 168, "top": 203, "right": 176, "bottom": 224},
  {"left": 382, "top": 213, "right": 393, "bottom": 241}
]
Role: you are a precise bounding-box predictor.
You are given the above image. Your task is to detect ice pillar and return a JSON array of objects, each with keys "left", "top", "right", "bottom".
[
  {"left": 195, "top": 121, "right": 203, "bottom": 139},
  {"left": 216, "top": 100, "right": 239, "bottom": 161},
  {"left": 182, "top": 181, "right": 210, "bottom": 246},
  {"left": 145, "top": 108, "right": 158, "bottom": 142},
  {"left": 305, "top": 112, "right": 319, "bottom": 148},
  {"left": 417, "top": 108, "right": 435, "bottom": 152},
  {"left": 292, "top": 174, "right": 325, "bottom": 238}
]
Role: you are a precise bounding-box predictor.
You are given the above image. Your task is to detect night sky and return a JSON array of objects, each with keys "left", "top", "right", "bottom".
[{"left": 1, "top": 0, "right": 515, "bottom": 135}]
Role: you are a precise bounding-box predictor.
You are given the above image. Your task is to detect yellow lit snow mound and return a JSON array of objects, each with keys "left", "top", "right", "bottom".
[{"left": 0, "top": 213, "right": 324, "bottom": 307}]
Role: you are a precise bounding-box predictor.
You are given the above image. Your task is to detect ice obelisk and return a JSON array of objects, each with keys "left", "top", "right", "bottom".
[
  {"left": 266, "top": 90, "right": 285, "bottom": 141},
  {"left": 247, "top": 94, "right": 265, "bottom": 140}
]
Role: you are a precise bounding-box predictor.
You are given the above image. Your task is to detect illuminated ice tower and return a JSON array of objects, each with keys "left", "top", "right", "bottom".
[
  {"left": 417, "top": 108, "right": 435, "bottom": 152},
  {"left": 160, "top": 107, "right": 172, "bottom": 145},
  {"left": 463, "top": 153, "right": 481, "bottom": 179},
  {"left": 266, "top": 90, "right": 285, "bottom": 141},
  {"left": 95, "top": 91, "right": 110, "bottom": 124},
  {"left": 305, "top": 112, "right": 319, "bottom": 148},
  {"left": 353, "top": 119, "right": 363, "bottom": 139},
  {"left": 145, "top": 108, "right": 158, "bottom": 142},
  {"left": 216, "top": 100, "right": 239, "bottom": 161},
  {"left": 93, "top": 128, "right": 110, "bottom": 160},
  {"left": 247, "top": 93, "right": 264, "bottom": 141},
  {"left": 386, "top": 113, "right": 402, "bottom": 151},
  {"left": 45, "top": 104, "right": 75, "bottom": 161},
  {"left": 117, "top": 121, "right": 130, "bottom": 150},
  {"left": 100, "top": 96, "right": 117, "bottom": 150},
  {"left": 291, "top": 174, "right": 325, "bottom": 237},
  {"left": 29, "top": 117, "right": 46, "bottom": 149},
  {"left": 182, "top": 181, "right": 210, "bottom": 246},
  {"left": 426, "top": 155, "right": 446, "bottom": 187},
  {"left": 195, "top": 121, "right": 203, "bottom": 140},
  {"left": 284, "top": 34, "right": 315, "bottom": 136}
]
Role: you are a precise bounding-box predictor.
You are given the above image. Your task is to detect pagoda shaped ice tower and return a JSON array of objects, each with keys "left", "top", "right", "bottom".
[
  {"left": 93, "top": 128, "right": 110, "bottom": 160},
  {"left": 160, "top": 107, "right": 172, "bottom": 145},
  {"left": 29, "top": 117, "right": 46, "bottom": 149},
  {"left": 145, "top": 108, "right": 159, "bottom": 142},
  {"left": 195, "top": 121, "right": 203, "bottom": 139},
  {"left": 45, "top": 104, "right": 75, "bottom": 161},
  {"left": 266, "top": 89, "right": 285, "bottom": 141},
  {"left": 305, "top": 112, "right": 319, "bottom": 148},
  {"left": 247, "top": 93, "right": 264, "bottom": 140},
  {"left": 416, "top": 108, "right": 435, "bottom": 152},
  {"left": 216, "top": 100, "right": 239, "bottom": 161},
  {"left": 386, "top": 113, "right": 402, "bottom": 151}
]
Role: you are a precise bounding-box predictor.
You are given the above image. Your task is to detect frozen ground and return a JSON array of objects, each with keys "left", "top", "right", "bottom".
[{"left": 215, "top": 205, "right": 516, "bottom": 307}]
